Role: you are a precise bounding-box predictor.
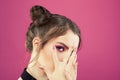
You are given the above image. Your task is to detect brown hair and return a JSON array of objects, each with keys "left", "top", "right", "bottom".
[{"left": 26, "top": 5, "right": 81, "bottom": 52}]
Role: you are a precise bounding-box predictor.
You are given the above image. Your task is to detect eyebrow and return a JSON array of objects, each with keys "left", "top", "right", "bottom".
[{"left": 57, "top": 42, "right": 69, "bottom": 49}]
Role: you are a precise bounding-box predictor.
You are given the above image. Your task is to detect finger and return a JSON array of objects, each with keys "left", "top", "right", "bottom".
[
  {"left": 52, "top": 47, "right": 59, "bottom": 66},
  {"left": 67, "top": 51, "right": 76, "bottom": 66},
  {"left": 72, "top": 55, "right": 77, "bottom": 72},
  {"left": 74, "top": 62, "right": 78, "bottom": 74},
  {"left": 73, "top": 54, "right": 77, "bottom": 64},
  {"left": 64, "top": 70, "right": 72, "bottom": 80},
  {"left": 63, "top": 50, "right": 73, "bottom": 64}
]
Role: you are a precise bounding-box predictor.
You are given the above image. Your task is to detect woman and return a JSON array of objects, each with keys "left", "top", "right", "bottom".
[{"left": 18, "top": 5, "right": 81, "bottom": 80}]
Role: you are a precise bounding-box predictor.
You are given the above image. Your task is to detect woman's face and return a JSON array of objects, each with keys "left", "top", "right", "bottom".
[{"left": 37, "top": 30, "right": 79, "bottom": 72}]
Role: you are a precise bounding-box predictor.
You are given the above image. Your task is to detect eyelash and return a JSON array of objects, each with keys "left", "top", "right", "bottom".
[{"left": 55, "top": 45, "right": 66, "bottom": 52}]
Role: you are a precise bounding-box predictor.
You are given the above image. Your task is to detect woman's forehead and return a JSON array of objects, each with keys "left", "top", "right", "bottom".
[{"left": 54, "top": 30, "right": 79, "bottom": 48}]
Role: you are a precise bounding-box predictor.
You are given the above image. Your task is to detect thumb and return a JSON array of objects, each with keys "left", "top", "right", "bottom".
[{"left": 40, "top": 66, "right": 52, "bottom": 79}]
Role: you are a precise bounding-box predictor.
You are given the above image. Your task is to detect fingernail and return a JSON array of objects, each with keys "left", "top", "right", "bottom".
[
  {"left": 73, "top": 52, "right": 76, "bottom": 57},
  {"left": 74, "top": 49, "right": 77, "bottom": 52}
]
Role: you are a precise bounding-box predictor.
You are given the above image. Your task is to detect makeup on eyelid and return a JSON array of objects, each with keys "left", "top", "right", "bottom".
[
  {"left": 55, "top": 44, "right": 67, "bottom": 52},
  {"left": 54, "top": 41, "right": 78, "bottom": 53}
]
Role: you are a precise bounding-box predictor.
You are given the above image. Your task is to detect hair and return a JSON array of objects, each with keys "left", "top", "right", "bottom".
[{"left": 26, "top": 5, "right": 81, "bottom": 52}]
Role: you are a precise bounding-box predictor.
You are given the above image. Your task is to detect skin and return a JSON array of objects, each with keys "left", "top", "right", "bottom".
[{"left": 19, "top": 30, "right": 79, "bottom": 80}]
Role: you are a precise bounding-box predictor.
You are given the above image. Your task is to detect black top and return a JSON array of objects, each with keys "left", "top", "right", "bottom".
[{"left": 21, "top": 68, "right": 36, "bottom": 80}]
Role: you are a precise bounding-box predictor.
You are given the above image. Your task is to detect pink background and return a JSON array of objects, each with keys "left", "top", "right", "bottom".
[{"left": 0, "top": 0, "right": 120, "bottom": 80}]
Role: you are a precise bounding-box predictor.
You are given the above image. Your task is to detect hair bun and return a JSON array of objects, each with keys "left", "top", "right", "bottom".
[{"left": 30, "top": 5, "right": 52, "bottom": 25}]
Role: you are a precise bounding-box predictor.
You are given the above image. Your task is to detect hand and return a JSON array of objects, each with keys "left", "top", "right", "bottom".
[
  {"left": 43, "top": 47, "right": 78, "bottom": 80},
  {"left": 64, "top": 51, "right": 78, "bottom": 80}
]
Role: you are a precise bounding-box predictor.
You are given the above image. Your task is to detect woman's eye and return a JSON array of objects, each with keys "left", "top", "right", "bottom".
[{"left": 55, "top": 46, "right": 65, "bottom": 52}]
